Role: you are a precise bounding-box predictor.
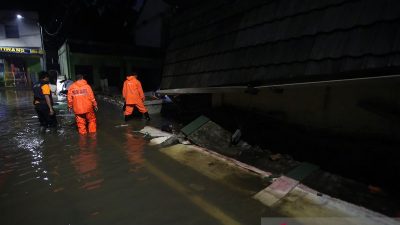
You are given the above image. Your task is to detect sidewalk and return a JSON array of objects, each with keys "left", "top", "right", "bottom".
[{"left": 141, "top": 125, "right": 400, "bottom": 225}]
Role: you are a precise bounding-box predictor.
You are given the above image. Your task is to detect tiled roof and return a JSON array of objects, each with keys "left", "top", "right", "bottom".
[{"left": 161, "top": 0, "right": 400, "bottom": 89}]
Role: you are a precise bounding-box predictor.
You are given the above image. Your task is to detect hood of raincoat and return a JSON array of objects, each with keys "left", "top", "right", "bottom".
[
  {"left": 75, "top": 79, "right": 88, "bottom": 87},
  {"left": 126, "top": 76, "right": 136, "bottom": 81}
]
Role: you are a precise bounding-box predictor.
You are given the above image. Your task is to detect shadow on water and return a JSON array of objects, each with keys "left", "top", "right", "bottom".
[{"left": 0, "top": 90, "right": 277, "bottom": 225}]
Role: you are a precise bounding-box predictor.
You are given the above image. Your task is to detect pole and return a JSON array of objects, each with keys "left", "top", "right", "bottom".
[{"left": 39, "top": 23, "right": 46, "bottom": 71}]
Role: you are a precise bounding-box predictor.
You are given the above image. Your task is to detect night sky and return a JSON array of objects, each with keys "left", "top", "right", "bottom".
[
  {"left": 4, "top": 0, "right": 147, "bottom": 47},
  {"left": 3, "top": 0, "right": 150, "bottom": 69}
]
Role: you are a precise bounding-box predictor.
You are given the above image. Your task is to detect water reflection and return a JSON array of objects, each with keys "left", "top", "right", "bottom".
[
  {"left": 0, "top": 90, "right": 272, "bottom": 225},
  {"left": 124, "top": 127, "right": 145, "bottom": 173},
  {"left": 72, "top": 134, "right": 103, "bottom": 190},
  {"left": 13, "top": 125, "right": 51, "bottom": 184},
  {"left": 1, "top": 89, "right": 31, "bottom": 107},
  {"left": 0, "top": 155, "right": 13, "bottom": 192}
]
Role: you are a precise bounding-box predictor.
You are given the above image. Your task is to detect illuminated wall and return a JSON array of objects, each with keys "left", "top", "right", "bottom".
[{"left": 0, "top": 10, "right": 42, "bottom": 48}]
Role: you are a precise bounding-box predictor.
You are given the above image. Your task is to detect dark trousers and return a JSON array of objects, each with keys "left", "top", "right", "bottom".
[{"left": 34, "top": 104, "right": 57, "bottom": 127}]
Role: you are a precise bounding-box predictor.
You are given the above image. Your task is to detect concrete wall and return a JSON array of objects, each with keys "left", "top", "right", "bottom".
[
  {"left": 58, "top": 43, "right": 70, "bottom": 79},
  {"left": 0, "top": 11, "right": 42, "bottom": 48},
  {"left": 218, "top": 78, "right": 400, "bottom": 140}
]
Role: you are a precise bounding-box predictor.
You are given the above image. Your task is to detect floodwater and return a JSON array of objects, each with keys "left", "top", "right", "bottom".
[{"left": 0, "top": 89, "right": 277, "bottom": 225}]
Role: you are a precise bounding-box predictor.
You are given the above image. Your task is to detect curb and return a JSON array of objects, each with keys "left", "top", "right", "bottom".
[{"left": 140, "top": 126, "right": 400, "bottom": 224}]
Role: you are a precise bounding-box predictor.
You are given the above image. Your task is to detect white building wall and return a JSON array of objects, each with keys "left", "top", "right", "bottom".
[
  {"left": 0, "top": 25, "right": 5, "bottom": 39},
  {"left": 0, "top": 11, "right": 42, "bottom": 48}
]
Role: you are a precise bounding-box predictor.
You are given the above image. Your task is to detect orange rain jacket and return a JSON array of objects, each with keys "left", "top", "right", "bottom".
[
  {"left": 122, "top": 76, "right": 145, "bottom": 105},
  {"left": 68, "top": 79, "right": 97, "bottom": 114}
]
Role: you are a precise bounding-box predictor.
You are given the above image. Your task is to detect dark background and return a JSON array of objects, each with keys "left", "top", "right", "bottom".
[{"left": 2, "top": 0, "right": 148, "bottom": 70}]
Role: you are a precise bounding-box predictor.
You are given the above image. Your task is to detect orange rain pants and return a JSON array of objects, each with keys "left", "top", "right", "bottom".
[
  {"left": 124, "top": 102, "right": 147, "bottom": 116},
  {"left": 75, "top": 111, "right": 96, "bottom": 134}
]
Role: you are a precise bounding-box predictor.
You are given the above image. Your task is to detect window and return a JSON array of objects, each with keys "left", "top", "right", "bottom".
[{"left": 5, "top": 25, "right": 19, "bottom": 38}]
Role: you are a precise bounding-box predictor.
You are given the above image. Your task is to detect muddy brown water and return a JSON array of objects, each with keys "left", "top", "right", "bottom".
[{"left": 0, "top": 90, "right": 278, "bottom": 225}]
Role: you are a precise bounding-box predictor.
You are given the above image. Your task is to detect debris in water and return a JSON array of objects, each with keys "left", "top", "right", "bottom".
[
  {"left": 90, "top": 212, "right": 100, "bottom": 216},
  {"left": 149, "top": 136, "right": 169, "bottom": 145},
  {"left": 270, "top": 153, "right": 282, "bottom": 161},
  {"left": 181, "top": 140, "right": 191, "bottom": 145},
  {"left": 53, "top": 187, "right": 64, "bottom": 193},
  {"left": 368, "top": 185, "right": 382, "bottom": 194},
  {"left": 161, "top": 124, "right": 173, "bottom": 133},
  {"left": 231, "top": 129, "right": 241, "bottom": 145},
  {"left": 56, "top": 114, "right": 75, "bottom": 117},
  {"left": 115, "top": 124, "right": 128, "bottom": 128}
]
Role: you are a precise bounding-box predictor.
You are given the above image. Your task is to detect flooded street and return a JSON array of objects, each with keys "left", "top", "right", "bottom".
[{"left": 0, "top": 89, "right": 276, "bottom": 225}]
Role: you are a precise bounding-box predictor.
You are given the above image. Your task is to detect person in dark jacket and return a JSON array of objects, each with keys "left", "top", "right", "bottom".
[{"left": 33, "top": 71, "right": 57, "bottom": 127}]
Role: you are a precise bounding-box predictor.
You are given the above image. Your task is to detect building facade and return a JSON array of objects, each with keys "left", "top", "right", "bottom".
[
  {"left": 58, "top": 40, "right": 163, "bottom": 92},
  {"left": 160, "top": 0, "right": 400, "bottom": 140},
  {"left": 0, "top": 10, "right": 44, "bottom": 87},
  {"left": 134, "top": 0, "right": 170, "bottom": 48}
]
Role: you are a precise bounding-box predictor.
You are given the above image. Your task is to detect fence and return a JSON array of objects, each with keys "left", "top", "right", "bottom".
[{"left": 1, "top": 72, "right": 36, "bottom": 88}]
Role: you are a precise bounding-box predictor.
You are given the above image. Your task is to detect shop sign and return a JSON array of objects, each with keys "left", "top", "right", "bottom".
[{"left": 0, "top": 47, "right": 44, "bottom": 55}]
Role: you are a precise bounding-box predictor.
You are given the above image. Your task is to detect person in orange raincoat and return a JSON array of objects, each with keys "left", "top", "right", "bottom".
[
  {"left": 122, "top": 73, "right": 150, "bottom": 121},
  {"left": 68, "top": 74, "right": 98, "bottom": 134}
]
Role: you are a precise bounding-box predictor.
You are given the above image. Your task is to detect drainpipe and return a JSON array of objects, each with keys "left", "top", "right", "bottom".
[
  {"left": 66, "top": 42, "right": 72, "bottom": 80},
  {"left": 38, "top": 23, "right": 46, "bottom": 71}
]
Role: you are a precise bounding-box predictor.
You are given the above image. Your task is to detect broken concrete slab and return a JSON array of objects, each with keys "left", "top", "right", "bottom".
[
  {"left": 159, "top": 135, "right": 180, "bottom": 147},
  {"left": 140, "top": 126, "right": 173, "bottom": 138},
  {"left": 140, "top": 126, "right": 176, "bottom": 146},
  {"left": 149, "top": 136, "right": 171, "bottom": 146},
  {"left": 185, "top": 120, "right": 243, "bottom": 156},
  {"left": 181, "top": 116, "right": 278, "bottom": 159},
  {"left": 181, "top": 115, "right": 210, "bottom": 136}
]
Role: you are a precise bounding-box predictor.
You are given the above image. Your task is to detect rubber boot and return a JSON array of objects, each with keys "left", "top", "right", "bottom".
[{"left": 144, "top": 112, "right": 150, "bottom": 121}]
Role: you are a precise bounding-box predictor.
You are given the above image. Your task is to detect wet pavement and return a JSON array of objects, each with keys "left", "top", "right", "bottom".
[{"left": 0, "top": 89, "right": 277, "bottom": 225}]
